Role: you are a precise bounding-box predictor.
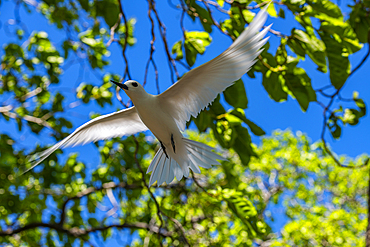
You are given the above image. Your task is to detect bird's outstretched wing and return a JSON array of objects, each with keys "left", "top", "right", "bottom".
[
  {"left": 158, "top": 7, "right": 270, "bottom": 131},
  {"left": 25, "top": 106, "right": 148, "bottom": 173}
]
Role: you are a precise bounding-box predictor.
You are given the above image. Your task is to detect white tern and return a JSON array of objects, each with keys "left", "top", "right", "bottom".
[{"left": 27, "top": 7, "right": 271, "bottom": 186}]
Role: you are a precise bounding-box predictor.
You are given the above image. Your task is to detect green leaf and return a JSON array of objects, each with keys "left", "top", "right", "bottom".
[
  {"left": 278, "top": 8, "right": 285, "bottom": 19},
  {"left": 171, "top": 40, "right": 183, "bottom": 60},
  {"left": 284, "top": 67, "right": 316, "bottom": 111},
  {"left": 16, "top": 117, "right": 22, "bottom": 131},
  {"left": 291, "top": 29, "right": 327, "bottom": 72},
  {"left": 306, "top": 0, "right": 342, "bottom": 18},
  {"left": 339, "top": 93, "right": 367, "bottom": 126},
  {"left": 320, "top": 31, "right": 350, "bottom": 89},
  {"left": 184, "top": 40, "right": 197, "bottom": 67},
  {"left": 185, "top": 0, "right": 213, "bottom": 33},
  {"left": 78, "top": 0, "right": 89, "bottom": 11},
  {"left": 327, "top": 115, "right": 341, "bottom": 139},
  {"left": 266, "top": 3, "right": 278, "bottom": 17},
  {"left": 221, "top": 188, "right": 267, "bottom": 237},
  {"left": 186, "top": 31, "right": 212, "bottom": 54},
  {"left": 233, "top": 0, "right": 251, "bottom": 3},
  {"left": 95, "top": 0, "right": 120, "bottom": 28},
  {"left": 183, "top": 31, "right": 212, "bottom": 66},
  {"left": 232, "top": 125, "right": 256, "bottom": 164},
  {"left": 229, "top": 6, "right": 246, "bottom": 36},
  {"left": 342, "top": 108, "right": 361, "bottom": 126},
  {"left": 262, "top": 70, "right": 288, "bottom": 102},
  {"left": 224, "top": 79, "right": 248, "bottom": 109},
  {"left": 217, "top": 0, "right": 224, "bottom": 7},
  {"left": 349, "top": 4, "right": 370, "bottom": 43},
  {"left": 229, "top": 108, "right": 265, "bottom": 136},
  {"left": 354, "top": 93, "right": 366, "bottom": 117},
  {"left": 320, "top": 21, "right": 362, "bottom": 54},
  {"left": 209, "top": 95, "right": 226, "bottom": 116},
  {"left": 193, "top": 110, "right": 213, "bottom": 132},
  {"left": 287, "top": 38, "right": 306, "bottom": 57},
  {"left": 275, "top": 42, "right": 287, "bottom": 65},
  {"left": 88, "top": 218, "right": 100, "bottom": 227},
  {"left": 117, "top": 18, "right": 137, "bottom": 46},
  {"left": 242, "top": 9, "right": 256, "bottom": 23},
  {"left": 212, "top": 120, "right": 235, "bottom": 148}
]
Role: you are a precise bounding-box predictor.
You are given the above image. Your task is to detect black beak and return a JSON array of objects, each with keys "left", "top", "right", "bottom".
[{"left": 111, "top": 80, "right": 128, "bottom": 90}]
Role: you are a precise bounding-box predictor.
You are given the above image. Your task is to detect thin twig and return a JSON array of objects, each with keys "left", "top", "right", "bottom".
[
  {"left": 235, "top": 1, "right": 288, "bottom": 39},
  {"left": 117, "top": 0, "right": 131, "bottom": 80},
  {"left": 107, "top": 13, "right": 122, "bottom": 47},
  {"left": 176, "top": 59, "right": 191, "bottom": 71},
  {"left": 180, "top": 0, "right": 187, "bottom": 40},
  {"left": 201, "top": 0, "right": 229, "bottom": 14},
  {"left": 150, "top": 0, "right": 180, "bottom": 83},
  {"left": 115, "top": 85, "right": 130, "bottom": 108},
  {"left": 59, "top": 182, "right": 141, "bottom": 226},
  {"left": 144, "top": 1, "right": 160, "bottom": 94},
  {"left": 316, "top": 85, "right": 332, "bottom": 92},
  {"left": 202, "top": 0, "right": 234, "bottom": 39},
  {"left": 20, "top": 86, "right": 44, "bottom": 101},
  {"left": 0, "top": 107, "right": 52, "bottom": 128},
  {"left": 191, "top": 171, "right": 216, "bottom": 198},
  {"left": 0, "top": 221, "right": 172, "bottom": 238},
  {"left": 348, "top": 34, "right": 370, "bottom": 77},
  {"left": 320, "top": 33, "right": 370, "bottom": 168},
  {"left": 160, "top": 210, "right": 190, "bottom": 246}
]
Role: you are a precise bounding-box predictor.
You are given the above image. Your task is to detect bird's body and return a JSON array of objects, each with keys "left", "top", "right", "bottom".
[
  {"left": 26, "top": 7, "right": 271, "bottom": 186},
  {"left": 128, "top": 89, "right": 188, "bottom": 176}
]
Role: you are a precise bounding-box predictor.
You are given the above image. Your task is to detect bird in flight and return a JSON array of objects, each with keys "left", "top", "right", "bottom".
[{"left": 27, "top": 7, "right": 271, "bottom": 186}]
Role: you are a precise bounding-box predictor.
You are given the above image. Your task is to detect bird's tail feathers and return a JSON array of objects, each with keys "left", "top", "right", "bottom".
[
  {"left": 147, "top": 138, "right": 226, "bottom": 187},
  {"left": 21, "top": 142, "right": 63, "bottom": 175},
  {"left": 147, "top": 148, "right": 179, "bottom": 187}
]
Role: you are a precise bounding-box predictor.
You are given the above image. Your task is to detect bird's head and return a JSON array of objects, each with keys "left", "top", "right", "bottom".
[{"left": 111, "top": 80, "right": 146, "bottom": 99}]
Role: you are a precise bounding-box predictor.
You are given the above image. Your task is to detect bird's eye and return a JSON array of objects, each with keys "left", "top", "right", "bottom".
[{"left": 132, "top": 82, "right": 138, "bottom": 87}]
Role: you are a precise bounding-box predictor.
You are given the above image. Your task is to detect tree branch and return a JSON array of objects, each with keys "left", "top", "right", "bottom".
[
  {"left": 149, "top": 0, "right": 180, "bottom": 83},
  {"left": 0, "top": 105, "right": 52, "bottom": 128},
  {"left": 320, "top": 34, "right": 370, "bottom": 169},
  {"left": 0, "top": 221, "right": 172, "bottom": 238},
  {"left": 191, "top": 171, "right": 216, "bottom": 198},
  {"left": 349, "top": 31, "right": 370, "bottom": 77},
  {"left": 132, "top": 137, "right": 190, "bottom": 246},
  {"left": 202, "top": 0, "right": 234, "bottom": 39},
  {"left": 117, "top": 0, "right": 131, "bottom": 80},
  {"left": 59, "top": 182, "right": 142, "bottom": 226},
  {"left": 144, "top": 1, "right": 160, "bottom": 94},
  {"left": 106, "top": 13, "right": 122, "bottom": 47}
]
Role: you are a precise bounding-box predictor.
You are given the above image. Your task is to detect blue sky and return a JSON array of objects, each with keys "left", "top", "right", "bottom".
[
  {"left": 0, "top": 0, "right": 369, "bottom": 244},
  {"left": 1, "top": 0, "right": 369, "bottom": 163}
]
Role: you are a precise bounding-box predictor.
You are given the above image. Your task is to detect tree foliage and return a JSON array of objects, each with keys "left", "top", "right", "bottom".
[
  {"left": 0, "top": 0, "right": 369, "bottom": 246},
  {"left": 1, "top": 129, "right": 368, "bottom": 245}
]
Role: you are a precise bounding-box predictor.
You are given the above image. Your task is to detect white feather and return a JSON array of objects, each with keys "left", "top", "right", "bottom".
[
  {"left": 158, "top": 158, "right": 169, "bottom": 186},
  {"left": 148, "top": 138, "right": 225, "bottom": 186},
  {"left": 147, "top": 147, "right": 162, "bottom": 174},
  {"left": 158, "top": 7, "right": 270, "bottom": 131},
  {"left": 186, "top": 147, "right": 213, "bottom": 168},
  {"left": 149, "top": 151, "right": 165, "bottom": 186},
  {"left": 188, "top": 155, "right": 201, "bottom": 173},
  {"left": 173, "top": 160, "right": 183, "bottom": 181},
  {"left": 26, "top": 107, "right": 147, "bottom": 173},
  {"left": 184, "top": 139, "right": 227, "bottom": 161}
]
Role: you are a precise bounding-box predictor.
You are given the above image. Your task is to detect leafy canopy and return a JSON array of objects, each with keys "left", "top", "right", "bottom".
[{"left": 0, "top": 0, "right": 369, "bottom": 246}]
